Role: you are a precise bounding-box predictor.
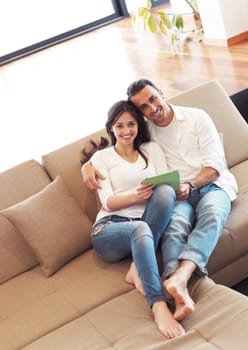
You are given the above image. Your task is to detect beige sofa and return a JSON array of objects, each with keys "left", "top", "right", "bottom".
[{"left": 0, "top": 80, "right": 247, "bottom": 350}]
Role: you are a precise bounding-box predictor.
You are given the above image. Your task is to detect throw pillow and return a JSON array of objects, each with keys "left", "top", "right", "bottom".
[
  {"left": 0, "top": 214, "right": 38, "bottom": 284},
  {"left": 1, "top": 176, "right": 92, "bottom": 277}
]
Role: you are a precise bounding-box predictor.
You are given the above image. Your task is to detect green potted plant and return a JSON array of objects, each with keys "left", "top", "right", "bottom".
[{"left": 132, "top": 0, "right": 203, "bottom": 46}]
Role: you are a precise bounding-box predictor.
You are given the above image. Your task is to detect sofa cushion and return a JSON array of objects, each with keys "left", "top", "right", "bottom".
[
  {"left": 42, "top": 128, "right": 109, "bottom": 222},
  {"left": 0, "top": 250, "right": 132, "bottom": 350},
  {"left": 1, "top": 176, "right": 92, "bottom": 277},
  {"left": 230, "top": 160, "right": 248, "bottom": 195},
  {"left": 0, "top": 215, "right": 37, "bottom": 284},
  {"left": 0, "top": 159, "right": 51, "bottom": 283},
  {"left": 21, "top": 277, "right": 248, "bottom": 350},
  {"left": 207, "top": 190, "right": 248, "bottom": 285},
  {"left": 0, "top": 159, "right": 51, "bottom": 210}
]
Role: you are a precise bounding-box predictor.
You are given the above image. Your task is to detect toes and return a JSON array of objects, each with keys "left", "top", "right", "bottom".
[
  {"left": 174, "top": 303, "right": 194, "bottom": 321},
  {"left": 167, "top": 285, "right": 185, "bottom": 303}
]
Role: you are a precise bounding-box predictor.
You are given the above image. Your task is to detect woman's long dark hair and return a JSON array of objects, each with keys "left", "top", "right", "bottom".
[{"left": 81, "top": 100, "right": 150, "bottom": 167}]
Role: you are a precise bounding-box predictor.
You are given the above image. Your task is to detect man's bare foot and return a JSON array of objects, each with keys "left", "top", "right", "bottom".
[
  {"left": 164, "top": 276, "right": 195, "bottom": 321},
  {"left": 152, "top": 301, "right": 186, "bottom": 339},
  {"left": 125, "top": 262, "right": 146, "bottom": 296}
]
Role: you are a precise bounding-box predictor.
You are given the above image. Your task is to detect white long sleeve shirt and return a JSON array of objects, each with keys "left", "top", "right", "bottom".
[
  {"left": 147, "top": 104, "right": 238, "bottom": 201},
  {"left": 91, "top": 142, "right": 169, "bottom": 223}
]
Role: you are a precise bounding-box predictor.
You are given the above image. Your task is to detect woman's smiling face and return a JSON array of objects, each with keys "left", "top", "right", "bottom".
[{"left": 111, "top": 112, "right": 138, "bottom": 147}]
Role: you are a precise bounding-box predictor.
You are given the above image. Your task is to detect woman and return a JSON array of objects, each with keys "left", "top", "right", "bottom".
[{"left": 82, "top": 100, "right": 185, "bottom": 338}]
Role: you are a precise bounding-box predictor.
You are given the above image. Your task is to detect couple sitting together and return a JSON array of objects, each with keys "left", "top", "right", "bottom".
[{"left": 81, "top": 79, "right": 238, "bottom": 339}]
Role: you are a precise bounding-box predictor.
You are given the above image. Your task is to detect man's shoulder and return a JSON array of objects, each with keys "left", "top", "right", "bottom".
[
  {"left": 171, "top": 104, "right": 210, "bottom": 122},
  {"left": 171, "top": 104, "right": 205, "bottom": 115}
]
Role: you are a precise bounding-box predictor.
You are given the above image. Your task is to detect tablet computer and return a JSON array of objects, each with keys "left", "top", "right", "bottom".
[{"left": 143, "top": 170, "right": 180, "bottom": 191}]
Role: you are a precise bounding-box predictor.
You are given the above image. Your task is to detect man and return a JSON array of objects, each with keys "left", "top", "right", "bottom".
[{"left": 82, "top": 79, "right": 238, "bottom": 321}]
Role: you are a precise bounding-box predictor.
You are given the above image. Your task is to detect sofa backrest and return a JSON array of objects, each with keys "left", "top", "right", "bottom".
[
  {"left": 42, "top": 129, "right": 110, "bottom": 222},
  {"left": 0, "top": 160, "right": 51, "bottom": 283},
  {"left": 168, "top": 80, "right": 248, "bottom": 168},
  {"left": 0, "top": 159, "right": 51, "bottom": 210}
]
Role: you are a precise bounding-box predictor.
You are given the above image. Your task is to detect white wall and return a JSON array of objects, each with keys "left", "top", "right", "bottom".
[
  {"left": 197, "top": 0, "right": 248, "bottom": 40},
  {"left": 219, "top": 0, "right": 248, "bottom": 37},
  {"left": 125, "top": 0, "right": 146, "bottom": 12},
  {"left": 127, "top": 0, "right": 248, "bottom": 40}
]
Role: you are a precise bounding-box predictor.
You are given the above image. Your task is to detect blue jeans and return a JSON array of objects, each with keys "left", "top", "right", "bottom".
[
  {"left": 91, "top": 185, "right": 175, "bottom": 307},
  {"left": 161, "top": 183, "right": 231, "bottom": 279}
]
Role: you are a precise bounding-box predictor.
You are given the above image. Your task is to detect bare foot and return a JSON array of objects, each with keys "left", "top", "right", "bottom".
[
  {"left": 164, "top": 277, "right": 195, "bottom": 321},
  {"left": 152, "top": 301, "right": 186, "bottom": 339},
  {"left": 125, "top": 262, "right": 146, "bottom": 296}
]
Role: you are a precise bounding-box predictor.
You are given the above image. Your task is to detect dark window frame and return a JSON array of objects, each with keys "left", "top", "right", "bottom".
[
  {"left": 151, "top": 0, "right": 170, "bottom": 7},
  {"left": 0, "top": 0, "right": 129, "bottom": 66}
]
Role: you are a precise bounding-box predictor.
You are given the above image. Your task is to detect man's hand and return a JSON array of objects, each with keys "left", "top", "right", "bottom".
[
  {"left": 176, "top": 183, "right": 190, "bottom": 201},
  {"left": 81, "top": 162, "right": 105, "bottom": 190}
]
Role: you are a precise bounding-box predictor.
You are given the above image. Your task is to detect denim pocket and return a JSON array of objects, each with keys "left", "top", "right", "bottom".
[
  {"left": 92, "top": 218, "right": 111, "bottom": 235},
  {"left": 188, "top": 183, "right": 219, "bottom": 207}
]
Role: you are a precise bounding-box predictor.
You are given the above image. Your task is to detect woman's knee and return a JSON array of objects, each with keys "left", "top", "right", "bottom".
[
  {"left": 153, "top": 185, "right": 176, "bottom": 206},
  {"left": 131, "top": 221, "right": 153, "bottom": 240},
  {"left": 155, "top": 184, "right": 176, "bottom": 198}
]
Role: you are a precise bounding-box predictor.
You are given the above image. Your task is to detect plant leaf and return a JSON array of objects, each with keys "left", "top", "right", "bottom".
[
  {"left": 158, "top": 10, "right": 169, "bottom": 19},
  {"left": 171, "top": 33, "right": 176, "bottom": 46},
  {"left": 170, "top": 32, "right": 179, "bottom": 46},
  {"left": 159, "top": 20, "right": 167, "bottom": 36},
  {"left": 147, "top": 14, "right": 157, "bottom": 34},
  {"left": 158, "top": 10, "right": 171, "bottom": 29},
  {"left": 146, "top": 0, "right": 152, "bottom": 9},
  {"left": 139, "top": 7, "right": 148, "bottom": 19},
  {"left": 173, "top": 15, "right": 184, "bottom": 30}
]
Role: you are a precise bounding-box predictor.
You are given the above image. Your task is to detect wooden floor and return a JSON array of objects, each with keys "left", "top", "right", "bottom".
[
  {"left": 1, "top": 12, "right": 248, "bottom": 171},
  {"left": 108, "top": 14, "right": 248, "bottom": 96}
]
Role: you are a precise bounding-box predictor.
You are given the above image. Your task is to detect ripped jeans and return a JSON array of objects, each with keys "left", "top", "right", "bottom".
[{"left": 91, "top": 185, "right": 175, "bottom": 307}]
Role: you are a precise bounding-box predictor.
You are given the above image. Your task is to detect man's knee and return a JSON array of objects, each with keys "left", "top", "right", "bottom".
[{"left": 172, "top": 202, "right": 195, "bottom": 225}]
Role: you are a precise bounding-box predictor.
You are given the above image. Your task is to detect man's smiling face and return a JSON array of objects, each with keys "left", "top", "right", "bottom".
[{"left": 130, "top": 85, "right": 172, "bottom": 126}]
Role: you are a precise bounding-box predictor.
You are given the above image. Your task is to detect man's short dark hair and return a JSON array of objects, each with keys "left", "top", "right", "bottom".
[{"left": 127, "top": 79, "right": 159, "bottom": 100}]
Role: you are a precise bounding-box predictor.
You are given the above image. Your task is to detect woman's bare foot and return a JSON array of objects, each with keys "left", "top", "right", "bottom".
[
  {"left": 152, "top": 301, "right": 186, "bottom": 338},
  {"left": 125, "top": 262, "right": 146, "bottom": 296},
  {"left": 164, "top": 276, "right": 195, "bottom": 321}
]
